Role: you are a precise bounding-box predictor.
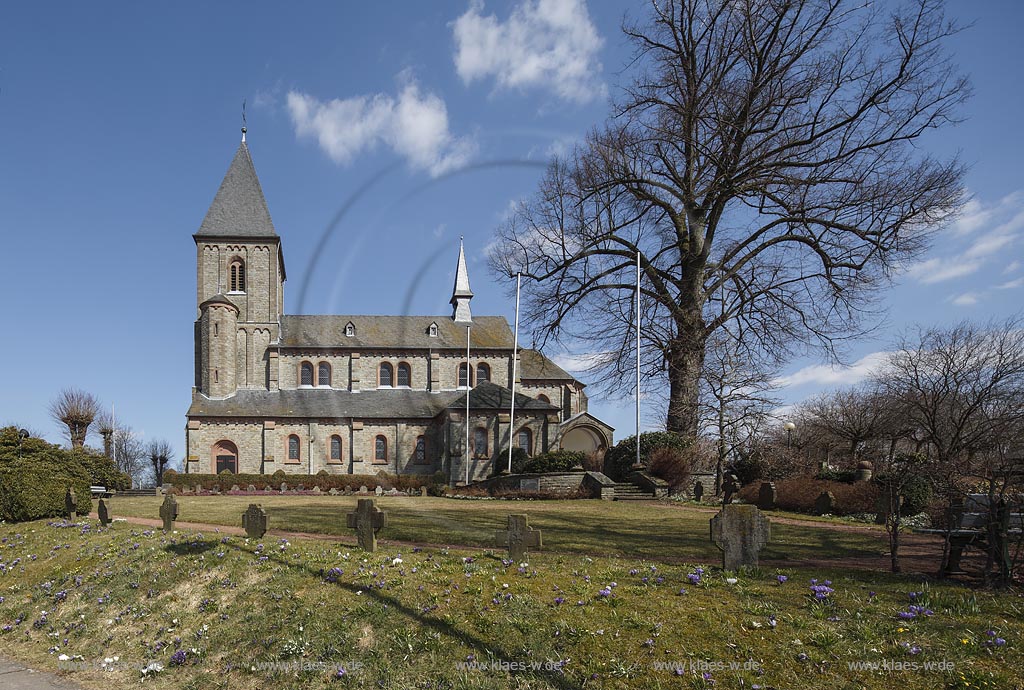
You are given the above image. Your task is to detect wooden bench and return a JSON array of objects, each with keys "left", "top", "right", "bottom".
[
  {"left": 90, "top": 485, "right": 112, "bottom": 499},
  {"left": 917, "top": 493, "right": 1023, "bottom": 578}
]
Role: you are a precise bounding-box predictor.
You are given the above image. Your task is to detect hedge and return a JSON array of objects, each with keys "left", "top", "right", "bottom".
[
  {"left": 67, "top": 447, "right": 131, "bottom": 491},
  {"left": 735, "top": 477, "right": 879, "bottom": 516},
  {"left": 163, "top": 470, "right": 443, "bottom": 494},
  {"left": 513, "top": 450, "right": 586, "bottom": 474},
  {"left": 604, "top": 432, "right": 691, "bottom": 481},
  {"left": 0, "top": 427, "right": 92, "bottom": 522}
]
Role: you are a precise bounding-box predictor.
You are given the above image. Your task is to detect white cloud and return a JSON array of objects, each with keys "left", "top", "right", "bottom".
[
  {"left": 906, "top": 257, "right": 982, "bottom": 284},
  {"left": 951, "top": 292, "right": 980, "bottom": 306},
  {"left": 452, "top": 0, "right": 606, "bottom": 103},
  {"left": 1005, "top": 260, "right": 1021, "bottom": 274},
  {"left": 286, "top": 78, "right": 475, "bottom": 176},
  {"left": 551, "top": 351, "right": 613, "bottom": 373},
  {"left": 996, "top": 277, "right": 1024, "bottom": 290},
  {"left": 773, "top": 351, "right": 889, "bottom": 389}
]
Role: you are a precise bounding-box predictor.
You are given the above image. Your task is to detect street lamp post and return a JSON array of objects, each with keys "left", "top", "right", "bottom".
[{"left": 784, "top": 421, "right": 796, "bottom": 448}]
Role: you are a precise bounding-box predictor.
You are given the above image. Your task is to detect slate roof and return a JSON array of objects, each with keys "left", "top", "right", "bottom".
[
  {"left": 195, "top": 141, "right": 278, "bottom": 239},
  {"left": 279, "top": 315, "right": 514, "bottom": 350},
  {"left": 187, "top": 381, "right": 557, "bottom": 419},
  {"left": 188, "top": 388, "right": 457, "bottom": 420},
  {"left": 447, "top": 381, "right": 558, "bottom": 412},
  {"left": 518, "top": 349, "right": 575, "bottom": 381}
]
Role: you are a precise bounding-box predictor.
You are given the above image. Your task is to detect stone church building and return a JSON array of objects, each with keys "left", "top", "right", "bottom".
[{"left": 185, "top": 135, "right": 613, "bottom": 484}]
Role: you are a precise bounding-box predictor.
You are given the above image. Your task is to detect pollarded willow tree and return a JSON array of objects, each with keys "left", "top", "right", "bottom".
[{"left": 489, "top": 0, "right": 968, "bottom": 437}]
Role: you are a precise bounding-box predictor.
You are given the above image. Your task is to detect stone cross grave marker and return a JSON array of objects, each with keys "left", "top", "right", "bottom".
[
  {"left": 495, "top": 514, "right": 542, "bottom": 562},
  {"left": 814, "top": 491, "right": 835, "bottom": 515},
  {"left": 97, "top": 498, "right": 111, "bottom": 526},
  {"left": 159, "top": 494, "right": 178, "bottom": 532},
  {"left": 65, "top": 487, "right": 77, "bottom": 520},
  {"left": 710, "top": 504, "right": 771, "bottom": 570},
  {"left": 692, "top": 480, "right": 704, "bottom": 503},
  {"left": 722, "top": 474, "right": 740, "bottom": 504},
  {"left": 757, "top": 482, "right": 777, "bottom": 510},
  {"left": 242, "top": 504, "right": 268, "bottom": 539},
  {"left": 346, "top": 499, "right": 388, "bottom": 551}
]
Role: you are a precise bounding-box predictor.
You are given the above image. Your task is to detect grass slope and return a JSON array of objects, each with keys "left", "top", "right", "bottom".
[
  {"left": 102, "top": 496, "right": 886, "bottom": 562},
  {"left": 0, "top": 518, "right": 1020, "bottom": 689}
]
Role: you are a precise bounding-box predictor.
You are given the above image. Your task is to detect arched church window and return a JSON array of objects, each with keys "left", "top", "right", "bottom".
[
  {"left": 345, "top": 322, "right": 355, "bottom": 337},
  {"left": 476, "top": 363, "right": 490, "bottom": 383},
  {"left": 538, "top": 394, "right": 550, "bottom": 404},
  {"left": 415, "top": 436, "right": 427, "bottom": 463},
  {"left": 300, "top": 361, "right": 314, "bottom": 386},
  {"left": 458, "top": 362, "right": 472, "bottom": 388},
  {"left": 379, "top": 362, "right": 394, "bottom": 387},
  {"left": 329, "top": 435, "right": 342, "bottom": 462},
  {"left": 318, "top": 362, "right": 332, "bottom": 387},
  {"left": 517, "top": 428, "right": 533, "bottom": 456},
  {"left": 397, "top": 362, "right": 411, "bottom": 387},
  {"left": 374, "top": 435, "right": 387, "bottom": 463},
  {"left": 229, "top": 259, "right": 245, "bottom": 292},
  {"left": 473, "top": 427, "right": 488, "bottom": 457},
  {"left": 287, "top": 435, "right": 300, "bottom": 461}
]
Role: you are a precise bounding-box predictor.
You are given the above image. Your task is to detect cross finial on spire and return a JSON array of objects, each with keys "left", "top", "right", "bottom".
[{"left": 241, "top": 99, "right": 247, "bottom": 142}]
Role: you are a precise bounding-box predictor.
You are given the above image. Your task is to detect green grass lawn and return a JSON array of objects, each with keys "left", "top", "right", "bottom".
[
  {"left": 99, "top": 495, "right": 890, "bottom": 563},
  {"left": 0, "top": 518, "right": 1020, "bottom": 689}
]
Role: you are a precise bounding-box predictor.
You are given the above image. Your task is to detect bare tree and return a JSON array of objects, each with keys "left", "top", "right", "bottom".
[
  {"left": 113, "top": 425, "right": 147, "bottom": 488},
  {"left": 700, "top": 332, "right": 780, "bottom": 492},
  {"left": 800, "top": 384, "right": 890, "bottom": 463},
  {"left": 146, "top": 439, "right": 174, "bottom": 487},
  {"left": 489, "top": 0, "right": 968, "bottom": 437},
  {"left": 49, "top": 389, "right": 101, "bottom": 448},
  {"left": 877, "top": 316, "right": 1024, "bottom": 583},
  {"left": 95, "top": 410, "right": 116, "bottom": 459}
]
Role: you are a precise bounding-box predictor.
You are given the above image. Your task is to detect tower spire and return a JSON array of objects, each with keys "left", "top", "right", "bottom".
[
  {"left": 451, "top": 237, "right": 473, "bottom": 323},
  {"left": 241, "top": 99, "right": 247, "bottom": 142}
]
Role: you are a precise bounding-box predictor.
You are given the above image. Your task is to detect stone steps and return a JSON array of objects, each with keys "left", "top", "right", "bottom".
[
  {"left": 611, "top": 482, "right": 656, "bottom": 501},
  {"left": 111, "top": 489, "right": 158, "bottom": 498}
]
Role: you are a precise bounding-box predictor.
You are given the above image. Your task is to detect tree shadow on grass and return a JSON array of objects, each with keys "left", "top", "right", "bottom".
[{"left": 163, "top": 538, "right": 583, "bottom": 690}]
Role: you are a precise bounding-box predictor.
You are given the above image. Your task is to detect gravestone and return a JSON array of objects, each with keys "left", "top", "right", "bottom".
[
  {"left": 344, "top": 486, "right": 353, "bottom": 495},
  {"left": 358, "top": 486, "right": 369, "bottom": 495},
  {"left": 312, "top": 486, "right": 321, "bottom": 494},
  {"left": 874, "top": 485, "right": 895, "bottom": 525},
  {"left": 757, "top": 482, "right": 777, "bottom": 510},
  {"left": 280, "top": 482, "right": 288, "bottom": 493},
  {"left": 710, "top": 504, "right": 771, "bottom": 570},
  {"left": 521, "top": 477, "right": 540, "bottom": 492},
  {"left": 722, "top": 474, "right": 740, "bottom": 504},
  {"left": 194, "top": 484, "right": 202, "bottom": 495},
  {"left": 420, "top": 486, "right": 429, "bottom": 498},
  {"left": 296, "top": 484, "right": 305, "bottom": 492},
  {"left": 346, "top": 499, "right": 388, "bottom": 552},
  {"left": 64, "top": 487, "right": 77, "bottom": 520},
  {"left": 814, "top": 491, "right": 835, "bottom": 515},
  {"left": 97, "top": 498, "right": 111, "bottom": 526},
  {"left": 231, "top": 484, "right": 240, "bottom": 492},
  {"left": 328, "top": 488, "right": 339, "bottom": 496},
  {"left": 387, "top": 488, "right": 400, "bottom": 496},
  {"left": 242, "top": 504, "right": 268, "bottom": 539},
  {"left": 692, "top": 480, "right": 704, "bottom": 503},
  {"left": 374, "top": 486, "right": 384, "bottom": 497},
  {"left": 159, "top": 495, "right": 178, "bottom": 532},
  {"left": 495, "top": 514, "right": 542, "bottom": 562},
  {"left": 247, "top": 485, "right": 257, "bottom": 493}
]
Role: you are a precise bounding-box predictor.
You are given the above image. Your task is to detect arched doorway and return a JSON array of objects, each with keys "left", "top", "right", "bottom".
[
  {"left": 560, "top": 426, "right": 608, "bottom": 467},
  {"left": 213, "top": 440, "right": 238, "bottom": 474}
]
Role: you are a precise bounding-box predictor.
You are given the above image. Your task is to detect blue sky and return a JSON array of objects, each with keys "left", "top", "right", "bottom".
[{"left": 0, "top": 1, "right": 1021, "bottom": 458}]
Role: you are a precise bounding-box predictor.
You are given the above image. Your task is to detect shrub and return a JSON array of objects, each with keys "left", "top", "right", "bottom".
[
  {"left": 507, "top": 447, "right": 531, "bottom": 474},
  {"left": 519, "top": 450, "right": 586, "bottom": 474},
  {"left": 67, "top": 447, "right": 131, "bottom": 491},
  {"left": 0, "top": 427, "right": 92, "bottom": 522},
  {"left": 604, "top": 432, "right": 691, "bottom": 481},
  {"left": 735, "top": 477, "right": 879, "bottom": 516},
  {"left": 647, "top": 447, "right": 693, "bottom": 491},
  {"left": 816, "top": 467, "right": 859, "bottom": 483}
]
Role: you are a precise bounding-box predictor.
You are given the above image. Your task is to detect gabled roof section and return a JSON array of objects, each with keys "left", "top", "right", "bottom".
[
  {"left": 518, "top": 349, "right": 576, "bottom": 381},
  {"left": 279, "top": 315, "right": 513, "bottom": 350},
  {"left": 195, "top": 141, "right": 278, "bottom": 239},
  {"left": 447, "top": 381, "right": 557, "bottom": 412}
]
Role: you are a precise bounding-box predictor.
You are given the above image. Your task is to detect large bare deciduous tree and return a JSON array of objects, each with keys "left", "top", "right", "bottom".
[
  {"left": 49, "top": 388, "right": 101, "bottom": 448},
  {"left": 146, "top": 439, "right": 174, "bottom": 487},
  {"left": 489, "top": 0, "right": 968, "bottom": 436}
]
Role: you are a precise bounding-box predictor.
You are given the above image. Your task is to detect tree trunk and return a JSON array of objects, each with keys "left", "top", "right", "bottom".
[{"left": 665, "top": 279, "right": 706, "bottom": 438}]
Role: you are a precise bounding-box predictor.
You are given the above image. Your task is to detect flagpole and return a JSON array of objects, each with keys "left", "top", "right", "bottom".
[
  {"left": 465, "top": 324, "right": 471, "bottom": 485},
  {"left": 635, "top": 251, "right": 642, "bottom": 470},
  {"left": 507, "top": 272, "right": 521, "bottom": 474}
]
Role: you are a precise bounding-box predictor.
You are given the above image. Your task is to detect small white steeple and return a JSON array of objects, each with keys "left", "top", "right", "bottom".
[{"left": 451, "top": 237, "right": 473, "bottom": 324}]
